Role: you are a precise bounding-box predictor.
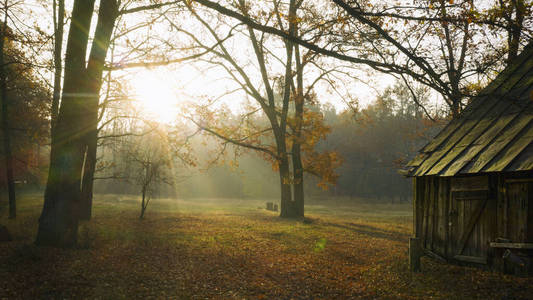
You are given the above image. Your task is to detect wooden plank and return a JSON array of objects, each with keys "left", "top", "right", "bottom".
[
  {"left": 420, "top": 91, "right": 503, "bottom": 155},
  {"left": 421, "top": 119, "right": 465, "bottom": 153},
  {"left": 497, "top": 175, "right": 506, "bottom": 239},
  {"left": 435, "top": 179, "right": 447, "bottom": 255},
  {"left": 519, "top": 183, "right": 527, "bottom": 242},
  {"left": 486, "top": 176, "right": 498, "bottom": 261},
  {"left": 529, "top": 182, "right": 533, "bottom": 243},
  {"left": 413, "top": 178, "right": 419, "bottom": 237},
  {"left": 462, "top": 114, "right": 533, "bottom": 173},
  {"left": 424, "top": 249, "right": 447, "bottom": 263},
  {"left": 454, "top": 255, "right": 488, "bottom": 265},
  {"left": 414, "top": 149, "right": 449, "bottom": 176},
  {"left": 432, "top": 178, "right": 438, "bottom": 251},
  {"left": 451, "top": 176, "right": 489, "bottom": 191},
  {"left": 406, "top": 153, "right": 429, "bottom": 167},
  {"left": 410, "top": 46, "right": 533, "bottom": 176},
  {"left": 452, "top": 190, "right": 489, "bottom": 200},
  {"left": 508, "top": 142, "right": 533, "bottom": 171},
  {"left": 490, "top": 242, "right": 533, "bottom": 249},
  {"left": 456, "top": 91, "right": 533, "bottom": 174},
  {"left": 442, "top": 109, "right": 526, "bottom": 176},
  {"left": 422, "top": 179, "right": 430, "bottom": 248},
  {"left": 503, "top": 178, "right": 509, "bottom": 238},
  {"left": 415, "top": 101, "right": 500, "bottom": 176},
  {"left": 449, "top": 185, "right": 458, "bottom": 257},
  {"left": 428, "top": 178, "right": 435, "bottom": 250},
  {"left": 427, "top": 100, "right": 517, "bottom": 176},
  {"left": 416, "top": 177, "right": 425, "bottom": 239},
  {"left": 409, "top": 237, "right": 422, "bottom": 272},
  {"left": 427, "top": 145, "right": 468, "bottom": 176},
  {"left": 505, "top": 178, "right": 533, "bottom": 183},
  {"left": 486, "top": 48, "right": 533, "bottom": 96},
  {"left": 476, "top": 106, "right": 532, "bottom": 147},
  {"left": 485, "top": 122, "right": 533, "bottom": 172},
  {"left": 505, "top": 183, "right": 528, "bottom": 242},
  {"left": 457, "top": 197, "right": 490, "bottom": 255},
  {"left": 478, "top": 45, "right": 533, "bottom": 96},
  {"left": 443, "top": 178, "right": 450, "bottom": 258}
]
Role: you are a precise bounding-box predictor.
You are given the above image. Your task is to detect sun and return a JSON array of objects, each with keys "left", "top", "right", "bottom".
[{"left": 131, "top": 70, "right": 180, "bottom": 124}]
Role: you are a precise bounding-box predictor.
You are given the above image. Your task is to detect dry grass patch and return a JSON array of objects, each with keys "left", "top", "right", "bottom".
[{"left": 0, "top": 194, "right": 531, "bottom": 299}]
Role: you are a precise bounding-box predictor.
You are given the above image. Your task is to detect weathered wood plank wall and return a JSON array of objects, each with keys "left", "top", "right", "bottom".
[{"left": 414, "top": 173, "right": 533, "bottom": 270}]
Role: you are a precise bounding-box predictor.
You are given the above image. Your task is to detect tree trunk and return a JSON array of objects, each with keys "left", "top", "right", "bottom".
[
  {"left": 80, "top": 132, "right": 96, "bottom": 220},
  {"left": 79, "top": 0, "right": 119, "bottom": 221},
  {"left": 36, "top": 0, "right": 97, "bottom": 247},
  {"left": 36, "top": 0, "right": 118, "bottom": 244},
  {"left": 51, "top": 0, "right": 65, "bottom": 134},
  {"left": 450, "top": 95, "right": 461, "bottom": 118},
  {"left": 292, "top": 147, "right": 304, "bottom": 217},
  {"left": 0, "top": 16, "right": 15, "bottom": 219},
  {"left": 291, "top": 42, "right": 304, "bottom": 218},
  {"left": 279, "top": 156, "right": 297, "bottom": 218},
  {"left": 507, "top": 0, "right": 525, "bottom": 65},
  {"left": 140, "top": 186, "right": 146, "bottom": 219}
]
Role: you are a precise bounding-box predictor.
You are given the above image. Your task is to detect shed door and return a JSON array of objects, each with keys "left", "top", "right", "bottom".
[{"left": 450, "top": 176, "right": 492, "bottom": 263}]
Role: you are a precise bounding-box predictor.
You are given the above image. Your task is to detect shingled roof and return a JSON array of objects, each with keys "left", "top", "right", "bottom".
[{"left": 405, "top": 42, "right": 533, "bottom": 177}]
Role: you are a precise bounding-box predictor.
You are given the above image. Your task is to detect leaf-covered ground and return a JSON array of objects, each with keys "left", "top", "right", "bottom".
[{"left": 0, "top": 193, "right": 532, "bottom": 299}]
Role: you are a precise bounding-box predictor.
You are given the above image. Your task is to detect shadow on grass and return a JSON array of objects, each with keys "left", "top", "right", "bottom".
[{"left": 324, "top": 222, "right": 409, "bottom": 243}]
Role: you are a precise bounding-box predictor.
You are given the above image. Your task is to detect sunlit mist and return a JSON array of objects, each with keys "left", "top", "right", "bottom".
[{"left": 131, "top": 69, "right": 180, "bottom": 124}]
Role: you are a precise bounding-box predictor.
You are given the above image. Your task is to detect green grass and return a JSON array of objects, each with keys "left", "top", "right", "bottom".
[{"left": 0, "top": 193, "right": 531, "bottom": 299}]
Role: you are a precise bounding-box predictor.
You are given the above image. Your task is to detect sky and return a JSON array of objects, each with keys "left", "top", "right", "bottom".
[
  {"left": 18, "top": 0, "right": 447, "bottom": 125},
  {"left": 108, "top": 0, "right": 411, "bottom": 124}
]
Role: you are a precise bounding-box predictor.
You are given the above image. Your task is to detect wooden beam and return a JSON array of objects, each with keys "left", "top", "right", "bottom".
[
  {"left": 451, "top": 176, "right": 489, "bottom": 192},
  {"left": 505, "top": 178, "right": 533, "bottom": 183},
  {"left": 424, "top": 249, "right": 447, "bottom": 263},
  {"left": 454, "top": 255, "right": 488, "bottom": 264},
  {"left": 490, "top": 242, "right": 533, "bottom": 249},
  {"left": 413, "top": 178, "right": 418, "bottom": 237},
  {"left": 409, "top": 237, "right": 422, "bottom": 272}
]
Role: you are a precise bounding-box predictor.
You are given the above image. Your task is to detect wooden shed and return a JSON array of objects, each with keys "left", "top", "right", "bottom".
[{"left": 404, "top": 43, "right": 533, "bottom": 275}]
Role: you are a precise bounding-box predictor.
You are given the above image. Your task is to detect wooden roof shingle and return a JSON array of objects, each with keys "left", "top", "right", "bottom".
[{"left": 405, "top": 42, "right": 533, "bottom": 177}]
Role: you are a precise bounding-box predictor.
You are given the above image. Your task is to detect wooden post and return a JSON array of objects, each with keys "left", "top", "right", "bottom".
[
  {"left": 409, "top": 237, "right": 421, "bottom": 272},
  {"left": 413, "top": 178, "right": 418, "bottom": 237}
]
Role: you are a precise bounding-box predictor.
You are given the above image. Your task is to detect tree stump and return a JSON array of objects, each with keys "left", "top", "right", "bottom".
[{"left": 266, "top": 202, "right": 273, "bottom": 211}]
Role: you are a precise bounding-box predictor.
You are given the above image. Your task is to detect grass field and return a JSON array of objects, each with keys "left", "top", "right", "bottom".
[{"left": 0, "top": 192, "right": 532, "bottom": 299}]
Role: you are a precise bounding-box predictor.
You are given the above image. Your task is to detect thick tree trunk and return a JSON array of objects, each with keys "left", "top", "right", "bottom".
[
  {"left": 36, "top": 0, "right": 96, "bottom": 247},
  {"left": 292, "top": 140, "right": 304, "bottom": 217},
  {"left": 278, "top": 156, "right": 296, "bottom": 218},
  {"left": 279, "top": 0, "right": 300, "bottom": 219},
  {"left": 37, "top": 131, "right": 85, "bottom": 246},
  {"left": 79, "top": 0, "right": 118, "bottom": 220},
  {"left": 80, "top": 132, "right": 96, "bottom": 220},
  {"left": 291, "top": 42, "right": 304, "bottom": 218},
  {"left": 0, "top": 17, "right": 15, "bottom": 219},
  {"left": 449, "top": 95, "right": 461, "bottom": 118},
  {"left": 36, "top": 0, "right": 118, "bottom": 243}
]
